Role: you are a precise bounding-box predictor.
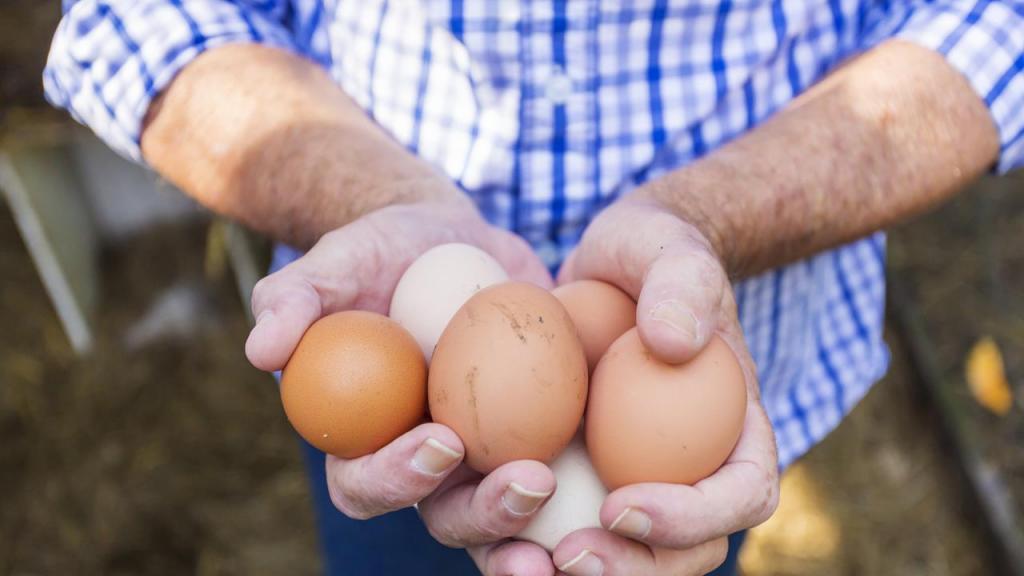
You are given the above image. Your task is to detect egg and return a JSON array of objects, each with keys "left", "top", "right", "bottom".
[
  {"left": 428, "top": 282, "right": 588, "bottom": 473},
  {"left": 552, "top": 280, "right": 636, "bottom": 372},
  {"left": 585, "top": 329, "right": 746, "bottom": 488},
  {"left": 511, "top": 280, "right": 636, "bottom": 550},
  {"left": 389, "top": 243, "right": 509, "bottom": 361},
  {"left": 281, "top": 310, "right": 426, "bottom": 458},
  {"left": 517, "top": 433, "right": 608, "bottom": 551}
]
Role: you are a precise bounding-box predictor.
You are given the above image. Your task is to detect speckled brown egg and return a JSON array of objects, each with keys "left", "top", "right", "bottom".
[
  {"left": 552, "top": 280, "right": 637, "bottom": 372},
  {"left": 281, "top": 310, "right": 426, "bottom": 458},
  {"left": 586, "top": 329, "right": 746, "bottom": 489},
  {"left": 428, "top": 282, "right": 588, "bottom": 473}
]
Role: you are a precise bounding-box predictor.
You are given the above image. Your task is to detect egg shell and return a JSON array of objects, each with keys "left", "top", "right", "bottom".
[
  {"left": 281, "top": 310, "right": 426, "bottom": 458},
  {"left": 517, "top": 432, "right": 608, "bottom": 551},
  {"left": 389, "top": 243, "right": 509, "bottom": 362},
  {"left": 428, "top": 282, "right": 588, "bottom": 473},
  {"left": 552, "top": 280, "right": 637, "bottom": 372},
  {"left": 585, "top": 329, "right": 746, "bottom": 489}
]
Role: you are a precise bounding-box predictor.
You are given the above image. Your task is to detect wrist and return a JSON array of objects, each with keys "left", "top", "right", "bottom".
[{"left": 631, "top": 166, "right": 736, "bottom": 277}]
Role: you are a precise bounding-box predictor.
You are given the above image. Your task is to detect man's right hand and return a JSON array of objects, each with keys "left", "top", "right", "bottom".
[
  {"left": 245, "top": 197, "right": 560, "bottom": 576},
  {"left": 245, "top": 196, "right": 552, "bottom": 369}
]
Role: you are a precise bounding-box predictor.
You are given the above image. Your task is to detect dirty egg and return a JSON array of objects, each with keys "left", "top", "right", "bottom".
[{"left": 428, "top": 282, "right": 587, "bottom": 473}]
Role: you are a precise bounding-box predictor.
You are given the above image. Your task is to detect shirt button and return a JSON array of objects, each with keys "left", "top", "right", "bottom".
[{"left": 544, "top": 70, "right": 573, "bottom": 104}]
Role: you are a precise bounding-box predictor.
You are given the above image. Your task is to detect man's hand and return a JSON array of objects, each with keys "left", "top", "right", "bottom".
[
  {"left": 551, "top": 195, "right": 780, "bottom": 576},
  {"left": 245, "top": 197, "right": 561, "bottom": 575}
]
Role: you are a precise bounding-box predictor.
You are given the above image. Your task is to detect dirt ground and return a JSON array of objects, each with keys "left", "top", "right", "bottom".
[
  {"left": 889, "top": 175, "right": 1024, "bottom": 536},
  {"left": 0, "top": 211, "right": 321, "bottom": 576}
]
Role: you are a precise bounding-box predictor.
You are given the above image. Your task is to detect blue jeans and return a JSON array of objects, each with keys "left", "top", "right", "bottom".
[{"left": 301, "top": 440, "right": 744, "bottom": 575}]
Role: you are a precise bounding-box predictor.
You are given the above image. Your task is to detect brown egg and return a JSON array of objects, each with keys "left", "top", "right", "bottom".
[
  {"left": 281, "top": 310, "right": 426, "bottom": 458},
  {"left": 552, "top": 280, "right": 637, "bottom": 372},
  {"left": 585, "top": 329, "right": 746, "bottom": 489},
  {"left": 429, "top": 282, "right": 588, "bottom": 473}
]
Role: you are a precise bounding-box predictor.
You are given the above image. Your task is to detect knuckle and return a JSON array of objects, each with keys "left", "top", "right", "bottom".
[
  {"left": 352, "top": 472, "right": 419, "bottom": 517},
  {"left": 471, "top": 518, "right": 507, "bottom": 544},
  {"left": 758, "top": 480, "right": 781, "bottom": 524},
  {"left": 250, "top": 276, "right": 275, "bottom": 306},
  {"left": 377, "top": 470, "right": 423, "bottom": 508},
  {"left": 687, "top": 247, "right": 725, "bottom": 283},
  {"left": 748, "top": 466, "right": 781, "bottom": 525},
  {"left": 335, "top": 491, "right": 380, "bottom": 520},
  {"left": 701, "top": 538, "right": 729, "bottom": 574},
  {"left": 424, "top": 519, "right": 463, "bottom": 548},
  {"left": 375, "top": 485, "right": 415, "bottom": 512},
  {"left": 420, "top": 492, "right": 512, "bottom": 548},
  {"left": 329, "top": 465, "right": 394, "bottom": 520},
  {"left": 327, "top": 479, "right": 373, "bottom": 520}
]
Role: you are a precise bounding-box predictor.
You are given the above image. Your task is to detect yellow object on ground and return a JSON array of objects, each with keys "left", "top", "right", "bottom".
[{"left": 966, "top": 337, "right": 1013, "bottom": 416}]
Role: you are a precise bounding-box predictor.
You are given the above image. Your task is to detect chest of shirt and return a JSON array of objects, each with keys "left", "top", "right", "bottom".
[{"left": 277, "top": 0, "right": 872, "bottom": 240}]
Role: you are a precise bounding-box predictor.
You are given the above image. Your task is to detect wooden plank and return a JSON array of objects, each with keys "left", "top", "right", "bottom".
[
  {"left": 0, "top": 144, "right": 98, "bottom": 353},
  {"left": 223, "top": 221, "right": 270, "bottom": 325}
]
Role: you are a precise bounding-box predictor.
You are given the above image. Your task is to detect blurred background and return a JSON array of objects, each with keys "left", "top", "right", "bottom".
[{"left": 2, "top": 3, "right": 1022, "bottom": 575}]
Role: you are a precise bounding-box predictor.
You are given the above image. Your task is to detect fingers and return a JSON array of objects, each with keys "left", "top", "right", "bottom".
[
  {"left": 635, "top": 246, "right": 726, "bottom": 364},
  {"left": 469, "top": 541, "right": 556, "bottom": 576},
  {"left": 565, "top": 200, "right": 728, "bottom": 364},
  {"left": 418, "top": 460, "right": 556, "bottom": 547},
  {"left": 599, "top": 405, "right": 779, "bottom": 550},
  {"left": 553, "top": 529, "right": 728, "bottom": 576},
  {"left": 325, "top": 423, "right": 465, "bottom": 520},
  {"left": 483, "top": 229, "right": 555, "bottom": 289},
  {"left": 246, "top": 205, "right": 553, "bottom": 372},
  {"left": 245, "top": 267, "right": 330, "bottom": 371},
  {"left": 245, "top": 225, "right": 369, "bottom": 371}
]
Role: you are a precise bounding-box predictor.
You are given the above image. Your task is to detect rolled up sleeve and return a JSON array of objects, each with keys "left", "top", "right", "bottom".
[
  {"left": 43, "top": 0, "right": 297, "bottom": 162},
  {"left": 862, "top": 1, "right": 1024, "bottom": 173}
]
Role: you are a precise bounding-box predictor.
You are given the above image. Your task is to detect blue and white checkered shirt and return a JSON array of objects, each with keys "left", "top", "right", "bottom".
[{"left": 45, "top": 1, "right": 1024, "bottom": 469}]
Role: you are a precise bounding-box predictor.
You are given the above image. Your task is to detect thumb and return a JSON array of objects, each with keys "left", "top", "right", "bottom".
[
  {"left": 636, "top": 246, "right": 726, "bottom": 364},
  {"left": 245, "top": 268, "right": 341, "bottom": 372}
]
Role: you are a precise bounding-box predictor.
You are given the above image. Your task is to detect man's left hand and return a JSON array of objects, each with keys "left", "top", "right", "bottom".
[{"left": 550, "top": 194, "right": 780, "bottom": 575}]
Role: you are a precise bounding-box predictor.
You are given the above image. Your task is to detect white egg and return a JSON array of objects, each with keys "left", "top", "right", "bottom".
[
  {"left": 517, "top": 433, "right": 608, "bottom": 551},
  {"left": 389, "top": 243, "right": 508, "bottom": 361}
]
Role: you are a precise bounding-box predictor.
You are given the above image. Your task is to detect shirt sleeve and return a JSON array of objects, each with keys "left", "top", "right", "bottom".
[
  {"left": 43, "top": 1, "right": 297, "bottom": 163},
  {"left": 861, "top": 1, "right": 1024, "bottom": 173}
]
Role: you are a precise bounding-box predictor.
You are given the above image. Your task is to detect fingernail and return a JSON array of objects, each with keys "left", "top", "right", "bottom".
[
  {"left": 650, "top": 300, "right": 700, "bottom": 343},
  {"left": 411, "top": 438, "right": 462, "bottom": 476},
  {"left": 501, "top": 482, "right": 552, "bottom": 516},
  {"left": 608, "top": 507, "right": 652, "bottom": 540},
  {"left": 558, "top": 549, "right": 604, "bottom": 576}
]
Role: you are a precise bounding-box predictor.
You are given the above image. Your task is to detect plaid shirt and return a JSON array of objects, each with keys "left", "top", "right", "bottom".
[{"left": 45, "top": 0, "right": 1024, "bottom": 468}]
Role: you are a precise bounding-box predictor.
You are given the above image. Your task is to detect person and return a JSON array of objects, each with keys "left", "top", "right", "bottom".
[{"left": 44, "top": 1, "right": 1022, "bottom": 574}]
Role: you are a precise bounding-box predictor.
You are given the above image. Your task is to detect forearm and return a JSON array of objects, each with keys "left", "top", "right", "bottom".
[
  {"left": 641, "top": 40, "right": 1000, "bottom": 278},
  {"left": 141, "top": 43, "right": 461, "bottom": 248}
]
